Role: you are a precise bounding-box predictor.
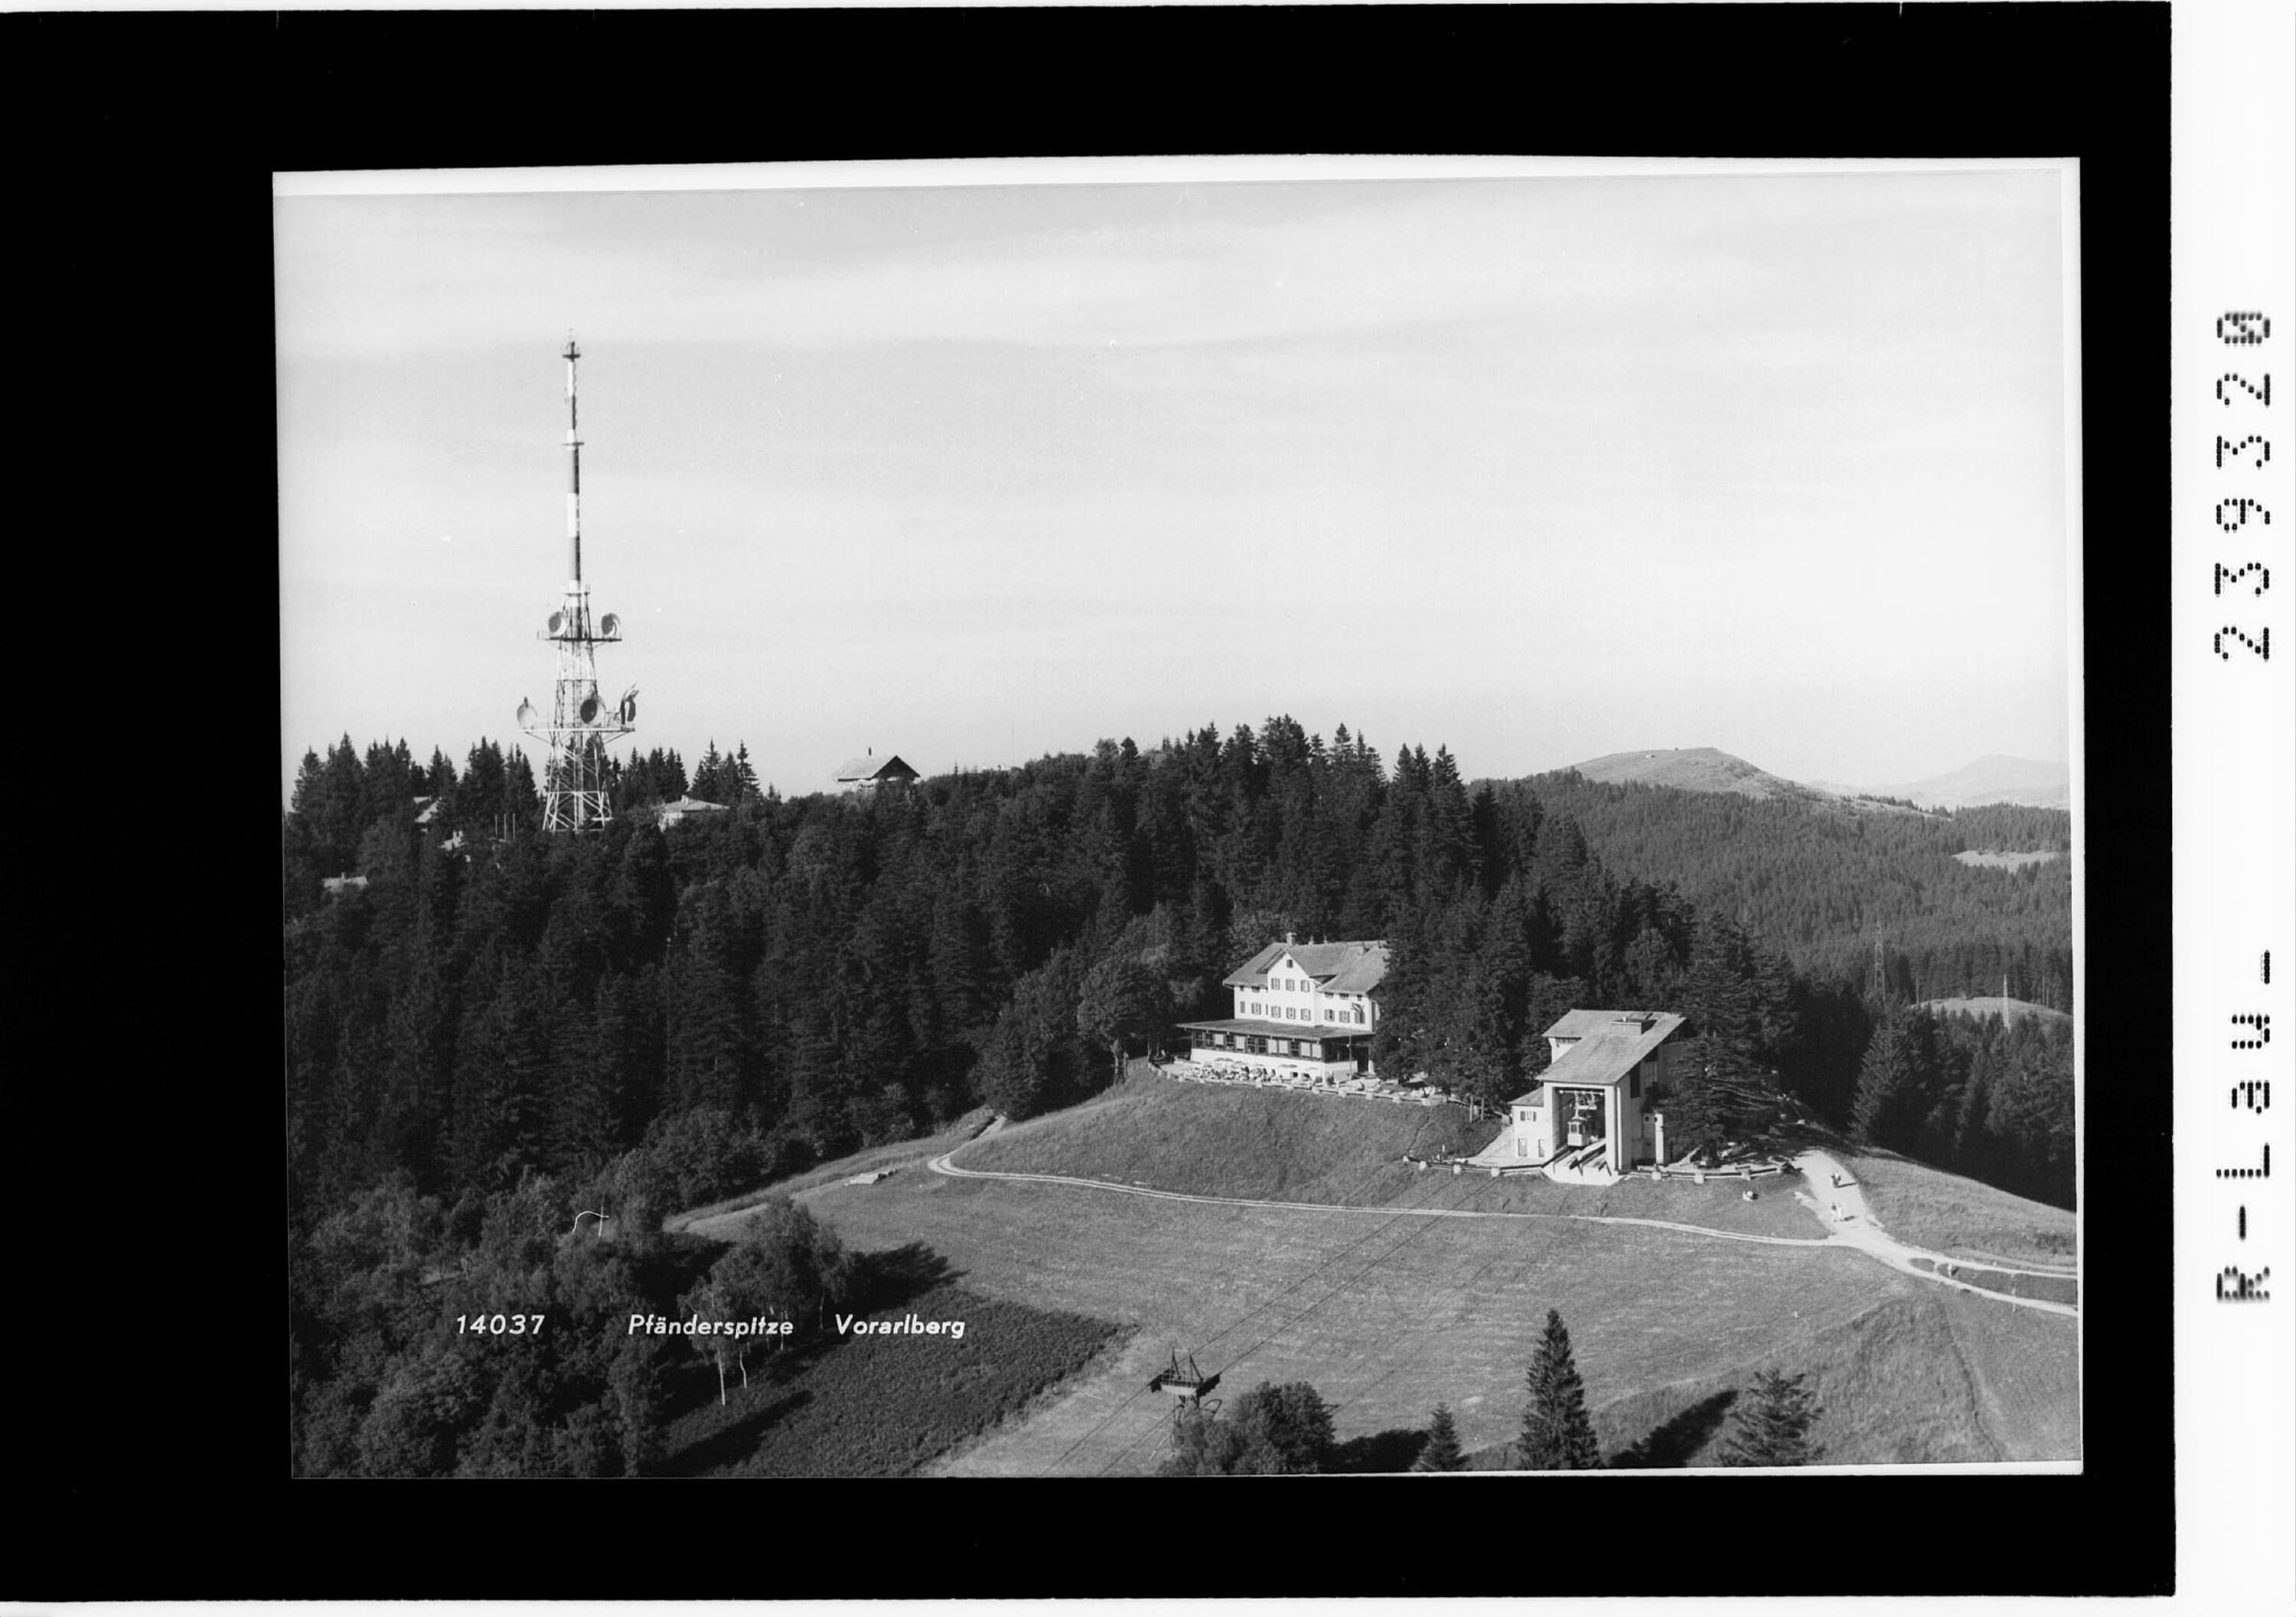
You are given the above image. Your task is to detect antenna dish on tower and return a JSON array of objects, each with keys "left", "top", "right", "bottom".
[
  {"left": 548, "top": 610, "right": 565, "bottom": 636},
  {"left": 601, "top": 612, "right": 620, "bottom": 637},
  {"left": 517, "top": 699, "right": 537, "bottom": 728},
  {"left": 579, "top": 693, "right": 602, "bottom": 724}
]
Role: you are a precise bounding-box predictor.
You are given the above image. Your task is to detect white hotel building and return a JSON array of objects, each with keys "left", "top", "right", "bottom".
[{"left": 1177, "top": 935, "right": 1386, "bottom": 1081}]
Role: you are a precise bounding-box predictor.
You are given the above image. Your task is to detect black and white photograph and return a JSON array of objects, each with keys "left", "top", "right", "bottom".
[{"left": 279, "top": 156, "right": 2086, "bottom": 1485}]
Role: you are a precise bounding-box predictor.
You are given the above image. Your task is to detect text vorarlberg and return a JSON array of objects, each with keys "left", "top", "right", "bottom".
[
  {"left": 837, "top": 1313, "right": 967, "bottom": 1340},
  {"left": 628, "top": 1314, "right": 794, "bottom": 1338}
]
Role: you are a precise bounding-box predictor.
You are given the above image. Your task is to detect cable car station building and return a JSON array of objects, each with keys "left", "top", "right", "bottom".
[
  {"left": 1499, "top": 1009, "right": 1686, "bottom": 1175},
  {"left": 1176, "top": 937, "right": 1387, "bottom": 1082}
]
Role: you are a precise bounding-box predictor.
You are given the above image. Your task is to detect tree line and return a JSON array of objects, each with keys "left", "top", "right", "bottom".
[
  {"left": 1512, "top": 773, "right": 2074, "bottom": 1013},
  {"left": 292, "top": 1162, "right": 864, "bottom": 1478},
  {"left": 285, "top": 716, "right": 2076, "bottom": 1240}
]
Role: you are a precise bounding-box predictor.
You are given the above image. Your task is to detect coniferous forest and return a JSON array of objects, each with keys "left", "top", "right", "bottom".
[{"left": 285, "top": 717, "right": 2074, "bottom": 1475}]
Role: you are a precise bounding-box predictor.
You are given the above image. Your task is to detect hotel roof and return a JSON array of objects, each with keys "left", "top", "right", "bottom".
[{"left": 1223, "top": 939, "right": 1388, "bottom": 995}]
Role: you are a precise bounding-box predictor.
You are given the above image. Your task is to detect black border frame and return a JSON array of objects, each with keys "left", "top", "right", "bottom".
[{"left": 13, "top": 2, "right": 2167, "bottom": 1599}]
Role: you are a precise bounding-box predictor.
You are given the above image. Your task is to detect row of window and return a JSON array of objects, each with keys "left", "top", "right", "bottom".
[
  {"left": 1263, "top": 976, "right": 1367, "bottom": 1005},
  {"left": 1242, "top": 1002, "right": 1367, "bottom": 1026},
  {"left": 1195, "top": 1031, "right": 1333, "bottom": 1059}
]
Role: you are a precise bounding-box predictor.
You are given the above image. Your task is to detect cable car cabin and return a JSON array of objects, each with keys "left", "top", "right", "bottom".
[{"left": 1148, "top": 1350, "right": 1221, "bottom": 1406}]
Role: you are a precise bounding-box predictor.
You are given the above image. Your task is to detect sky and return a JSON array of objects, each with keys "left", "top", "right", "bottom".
[{"left": 276, "top": 161, "right": 2076, "bottom": 804}]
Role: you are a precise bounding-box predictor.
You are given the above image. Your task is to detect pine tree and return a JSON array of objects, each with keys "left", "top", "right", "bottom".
[
  {"left": 1519, "top": 1308, "right": 1602, "bottom": 1469},
  {"left": 1853, "top": 1008, "right": 1939, "bottom": 1150},
  {"left": 1719, "top": 1369, "right": 1824, "bottom": 1466},
  {"left": 1414, "top": 1402, "right": 1464, "bottom": 1472},
  {"left": 732, "top": 742, "right": 765, "bottom": 805},
  {"left": 692, "top": 740, "right": 726, "bottom": 804}
]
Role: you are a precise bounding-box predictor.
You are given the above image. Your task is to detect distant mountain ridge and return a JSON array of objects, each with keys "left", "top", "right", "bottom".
[
  {"left": 1569, "top": 747, "right": 2067, "bottom": 812},
  {"left": 1568, "top": 747, "right": 1926, "bottom": 815},
  {"left": 1861, "top": 755, "right": 2069, "bottom": 810},
  {"left": 1568, "top": 747, "right": 1834, "bottom": 804}
]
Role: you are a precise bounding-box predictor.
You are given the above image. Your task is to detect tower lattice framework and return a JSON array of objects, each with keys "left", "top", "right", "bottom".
[{"left": 520, "top": 336, "right": 637, "bottom": 832}]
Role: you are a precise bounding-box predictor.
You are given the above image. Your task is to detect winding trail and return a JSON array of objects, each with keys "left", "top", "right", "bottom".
[
  {"left": 926, "top": 1142, "right": 2077, "bottom": 1319},
  {"left": 927, "top": 1152, "right": 1831, "bottom": 1247}
]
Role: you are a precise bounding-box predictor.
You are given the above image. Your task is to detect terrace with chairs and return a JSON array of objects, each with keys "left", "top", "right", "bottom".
[{"left": 1156, "top": 1056, "right": 1451, "bottom": 1107}]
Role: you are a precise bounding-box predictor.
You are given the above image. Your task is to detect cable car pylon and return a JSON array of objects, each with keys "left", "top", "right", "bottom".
[{"left": 1147, "top": 1345, "right": 1221, "bottom": 1420}]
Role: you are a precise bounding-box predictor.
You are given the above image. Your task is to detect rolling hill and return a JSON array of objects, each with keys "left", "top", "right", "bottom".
[
  {"left": 708, "top": 1064, "right": 2079, "bottom": 1471},
  {"left": 1570, "top": 747, "right": 2069, "bottom": 813},
  {"left": 1570, "top": 746, "right": 1838, "bottom": 804},
  {"left": 1506, "top": 768, "right": 2073, "bottom": 1006}
]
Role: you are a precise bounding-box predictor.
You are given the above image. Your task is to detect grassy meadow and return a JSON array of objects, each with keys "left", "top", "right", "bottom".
[
  {"left": 664, "top": 1069, "right": 2079, "bottom": 1473},
  {"left": 779, "top": 1158, "right": 2076, "bottom": 1474},
  {"left": 958, "top": 1068, "right": 1821, "bottom": 1240},
  {"left": 957, "top": 1068, "right": 1499, "bottom": 1201}
]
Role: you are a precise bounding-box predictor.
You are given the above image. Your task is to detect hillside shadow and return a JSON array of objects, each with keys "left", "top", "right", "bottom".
[
  {"left": 851, "top": 1241, "right": 962, "bottom": 1312},
  {"left": 1609, "top": 1389, "right": 1739, "bottom": 1469},
  {"left": 660, "top": 1387, "right": 814, "bottom": 1477},
  {"left": 1330, "top": 1427, "right": 1430, "bottom": 1474}
]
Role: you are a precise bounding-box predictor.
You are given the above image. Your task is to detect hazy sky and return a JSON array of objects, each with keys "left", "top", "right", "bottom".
[{"left": 277, "top": 161, "right": 2074, "bottom": 803}]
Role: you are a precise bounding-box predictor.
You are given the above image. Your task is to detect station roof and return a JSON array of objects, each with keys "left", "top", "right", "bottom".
[{"left": 1513, "top": 1010, "right": 1686, "bottom": 1103}]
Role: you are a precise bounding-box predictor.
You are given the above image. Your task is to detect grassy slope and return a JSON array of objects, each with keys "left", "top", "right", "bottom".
[
  {"left": 962, "top": 1068, "right": 1821, "bottom": 1239},
  {"left": 959, "top": 1069, "right": 1498, "bottom": 1201},
  {"left": 1838, "top": 1149, "right": 2076, "bottom": 1267},
  {"left": 1591, "top": 1286, "right": 2077, "bottom": 1467},
  {"left": 1916, "top": 995, "right": 2073, "bottom": 1027},
  {"left": 793, "top": 1155, "right": 2076, "bottom": 1472},
  {"left": 669, "top": 1107, "right": 1000, "bottom": 1236}
]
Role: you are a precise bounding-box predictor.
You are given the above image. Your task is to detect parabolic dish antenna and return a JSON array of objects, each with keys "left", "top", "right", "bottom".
[
  {"left": 517, "top": 699, "right": 536, "bottom": 728},
  {"left": 601, "top": 612, "right": 620, "bottom": 637},
  {"left": 579, "top": 693, "right": 602, "bottom": 723},
  {"left": 547, "top": 611, "right": 565, "bottom": 636}
]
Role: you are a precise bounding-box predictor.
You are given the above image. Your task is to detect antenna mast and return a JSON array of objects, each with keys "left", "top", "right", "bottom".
[{"left": 518, "top": 334, "right": 638, "bottom": 831}]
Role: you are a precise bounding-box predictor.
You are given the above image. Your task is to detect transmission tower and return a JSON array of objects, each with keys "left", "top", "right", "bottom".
[{"left": 517, "top": 335, "right": 637, "bottom": 831}]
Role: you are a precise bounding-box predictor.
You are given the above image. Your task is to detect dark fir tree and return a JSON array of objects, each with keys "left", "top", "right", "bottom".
[
  {"left": 732, "top": 742, "right": 765, "bottom": 805},
  {"left": 1852, "top": 1007, "right": 1944, "bottom": 1152},
  {"left": 1519, "top": 1309, "right": 1602, "bottom": 1470},
  {"left": 1719, "top": 1369, "right": 1824, "bottom": 1467},
  {"left": 1414, "top": 1402, "right": 1464, "bottom": 1472}
]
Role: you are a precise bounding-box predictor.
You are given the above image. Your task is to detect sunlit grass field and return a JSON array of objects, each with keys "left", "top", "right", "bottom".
[
  {"left": 962, "top": 1068, "right": 1821, "bottom": 1239},
  {"left": 773, "top": 1159, "right": 2075, "bottom": 1474}
]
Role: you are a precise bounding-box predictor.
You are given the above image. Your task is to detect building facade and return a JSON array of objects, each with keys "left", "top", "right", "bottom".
[
  {"left": 1177, "top": 935, "right": 1387, "bottom": 1081},
  {"left": 834, "top": 752, "right": 920, "bottom": 791},
  {"left": 1499, "top": 1009, "right": 1685, "bottom": 1175},
  {"left": 655, "top": 794, "right": 730, "bottom": 829}
]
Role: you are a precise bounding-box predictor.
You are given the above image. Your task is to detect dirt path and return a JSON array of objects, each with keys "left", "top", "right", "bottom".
[
  {"left": 680, "top": 1115, "right": 1009, "bottom": 1243},
  {"left": 930, "top": 1153, "right": 1835, "bottom": 1249},
  {"left": 927, "top": 1146, "right": 2077, "bottom": 1319},
  {"left": 1791, "top": 1149, "right": 2077, "bottom": 1318}
]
